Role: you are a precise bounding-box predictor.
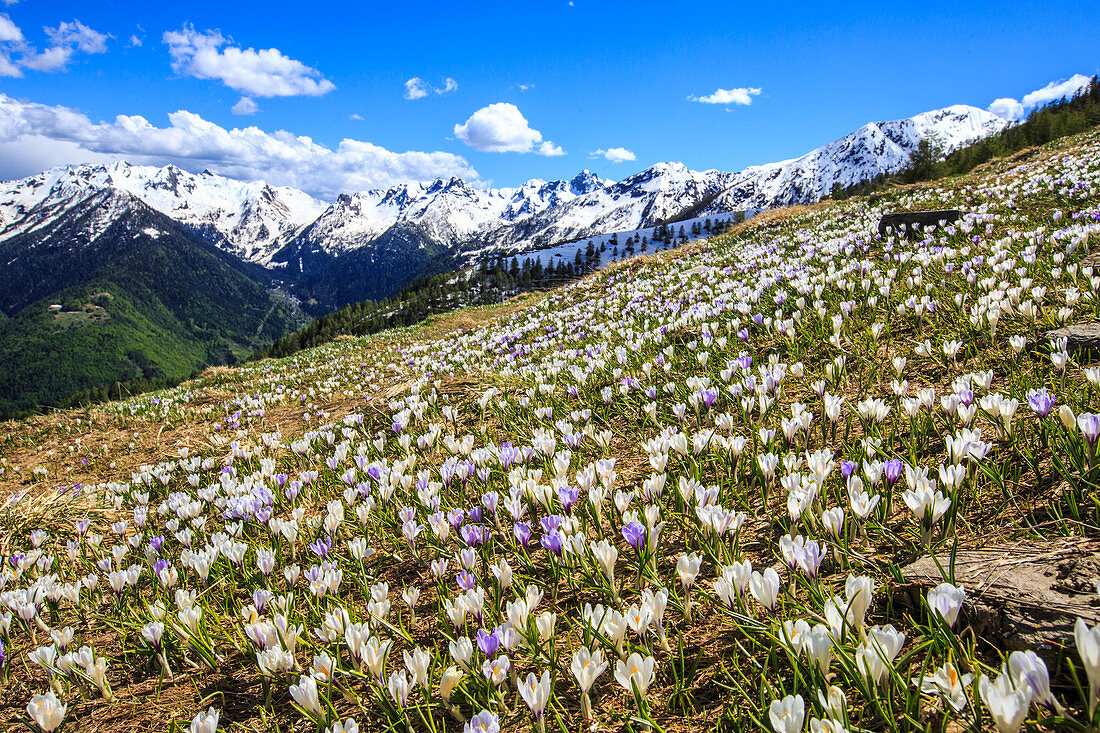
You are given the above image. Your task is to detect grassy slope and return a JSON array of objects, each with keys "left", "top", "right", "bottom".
[{"left": 1, "top": 130, "right": 1099, "bottom": 732}]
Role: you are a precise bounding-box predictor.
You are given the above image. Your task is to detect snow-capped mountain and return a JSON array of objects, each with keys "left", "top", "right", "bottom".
[
  {"left": 706, "top": 105, "right": 1008, "bottom": 212},
  {"left": 287, "top": 170, "right": 610, "bottom": 258},
  {"left": 0, "top": 102, "right": 1009, "bottom": 310},
  {"left": 276, "top": 104, "right": 1007, "bottom": 263},
  {"left": 467, "top": 161, "right": 736, "bottom": 255},
  {"left": 0, "top": 162, "right": 325, "bottom": 264}
]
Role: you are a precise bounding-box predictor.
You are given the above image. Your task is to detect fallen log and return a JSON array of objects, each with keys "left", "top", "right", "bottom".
[{"left": 895, "top": 539, "right": 1100, "bottom": 662}]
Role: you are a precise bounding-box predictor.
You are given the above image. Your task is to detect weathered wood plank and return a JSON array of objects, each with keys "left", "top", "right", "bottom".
[{"left": 896, "top": 540, "right": 1100, "bottom": 662}]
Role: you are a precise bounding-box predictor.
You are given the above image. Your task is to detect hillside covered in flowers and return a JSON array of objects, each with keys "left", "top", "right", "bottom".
[{"left": 4, "top": 130, "right": 1100, "bottom": 733}]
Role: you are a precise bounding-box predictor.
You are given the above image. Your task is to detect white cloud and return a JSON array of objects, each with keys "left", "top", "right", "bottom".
[
  {"left": 45, "top": 20, "right": 108, "bottom": 54},
  {"left": 688, "top": 86, "right": 762, "bottom": 106},
  {"left": 0, "top": 53, "right": 18, "bottom": 76},
  {"left": 231, "top": 96, "right": 258, "bottom": 115},
  {"left": 403, "top": 76, "right": 457, "bottom": 100},
  {"left": 403, "top": 78, "right": 430, "bottom": 100},
  {"left": 589, "top": 147, "right": 635, "bottom": 163},
  {"left": 988, "top": 73, "right": 1093, "bottom": 121},
  {"left": 0, "top": 16, "right": 108, "bottom": 76},
  {"left": 538, "top": 140, "right": 565, "bottom": 156},
  {"left": 987, "top": 97, "right": 1024, "bottom": 121},
  {"left": 454, "top": 103, "right": 562, "bottom": 155},
  {"left": 21, "top": 45, "right": 71, "bottom": 72},
  {"left": 0, "top": 14, "right": 22, "bottom": 43},
  {"left": 1022, "top": 74, "right": 1092, "bottom": 107},
  {"left": 349, "top": 113, "right": 364, "bottom": 121},
  {"left": 0, "top": 93, "right": 478, "bottom": 198},
  {"left": 163, "top": 26, "right": 335, "bottom": 98},
  {"left": 128, "top": 34, "right": 142, "bottom": 48}
]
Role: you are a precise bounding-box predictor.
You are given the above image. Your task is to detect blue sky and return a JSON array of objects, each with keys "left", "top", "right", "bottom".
[{"left": 0, "top": 0, "right": 1097, "bottom": 197}]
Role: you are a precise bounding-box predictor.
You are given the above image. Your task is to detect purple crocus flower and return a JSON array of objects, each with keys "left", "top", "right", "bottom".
[
  {"left": 308, "top": 535, "right": 333, "bottom": 560},
  {"left": 460, "top": 524, "right": 487, "bottom": 547},
  {"left": 482, "top": 492, "right": 500, "bottom": 516},
  {"left": 477, "top": 627, "right": 501, "bottom": 656},
  {"left": 498, "top": 443, "right": 518, "bottom": 470},
  {"left": 468, "top": 506, "right": 484, "bottom": 524},
  {"left": 883, "top": 459, "right": 904, "bottom": 488},
  {"left": 622, "top": 521, "right": 646, "bottom": 552},
  {"left": 1027, "top": 388, "right": 1055, "bottom": 419},
  {"left": 456, "top": 570, "right": 478, "bottom": 591},
  {"left": 448, "top": 508, "right": 465, "bottom": 529},
  {"left": 558, "top": 485, "right": 579, "bottom": 512},
  {"left": 513, "top": 522, "right": 533, "bottom": 546},
  {"left": 956, "top": 388, "right": 974, "bottom": 408},
  {"left": 840, "top": 460, "right": 856, "bottom": 479},
  {"left": 540, "top": 530, "right": 564, "bottom": 556},
  {"left": 541, "top": 515, "right": 563, "bottom": 533}
]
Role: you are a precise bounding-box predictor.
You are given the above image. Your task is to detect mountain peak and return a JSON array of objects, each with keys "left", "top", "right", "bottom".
[{"left": 569, "top": 170, "right": 604, "bottom": 194}]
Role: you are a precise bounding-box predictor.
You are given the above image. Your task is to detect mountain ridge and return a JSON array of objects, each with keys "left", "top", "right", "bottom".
[{"left": 0, "top": 104, "right": 1009, "bottom": 292}]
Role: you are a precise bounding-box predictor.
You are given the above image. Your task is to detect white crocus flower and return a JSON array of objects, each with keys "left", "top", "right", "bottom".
[
  {"left": 614, "top": 652, "right": 655, "bottom": 696},
  {"left": 978, "top": 670, "right": 1032, "bottom": 733},
  {"left": 768, "top": 694, "right": 804, "bottom": 733},
  {"left": 27, "top": 691, "right": 67, "bottom": 732},
  {"left": 927, "top": 582, "right": 966, "bottom": 628},
  {"left": 519, "top": 670, "right": 552, "bottom": 728},
  {"left": 189, "top": 706, "right": 220, "bottom": 733},
  {"left": 289, "top": 674, "right": 323, "bottom": 716},
  {"left": 1075, "top": 618, "right": 1100, "bottom": 716}
]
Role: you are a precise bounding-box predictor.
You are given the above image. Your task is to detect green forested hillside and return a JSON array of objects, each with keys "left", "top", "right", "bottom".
[{"left": 0, "top": 195, "right": 305, "bottom": 416}]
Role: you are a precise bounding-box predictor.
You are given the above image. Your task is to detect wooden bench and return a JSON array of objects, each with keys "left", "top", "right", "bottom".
[{"left": 878, "top": 209, "right": 960, "bottom": 237}]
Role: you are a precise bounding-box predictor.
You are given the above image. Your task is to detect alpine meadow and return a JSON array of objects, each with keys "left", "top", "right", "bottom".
[{"left": 3, "top": 4, "right": 1100, "bottom": 733}]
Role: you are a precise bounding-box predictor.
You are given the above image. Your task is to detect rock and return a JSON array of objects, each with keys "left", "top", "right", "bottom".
[
  {"left": 878, "top": 209, "right": 960, "bottom": 238},
  {"left": 1040, "top": 322, "right": 1100, "bottom": 359},
  {"left": 896, "top": 540, "right": 1100, "bottom": 662}
]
